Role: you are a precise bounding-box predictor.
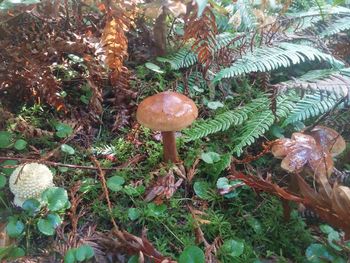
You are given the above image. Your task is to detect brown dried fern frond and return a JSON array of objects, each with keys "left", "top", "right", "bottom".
[{"left": 184, "top": 6, "right": 217, "bottom": 74}]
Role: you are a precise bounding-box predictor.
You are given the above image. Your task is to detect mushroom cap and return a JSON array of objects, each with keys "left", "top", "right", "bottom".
[
  {"left": 9, "top": 163, "right": 54, "bottom": 207},
  {"left": 308, "top": 126, "right": 346, "bottom": 156},
  {"left": 136, "top": 91, "right": 198, "bottom": 131}
]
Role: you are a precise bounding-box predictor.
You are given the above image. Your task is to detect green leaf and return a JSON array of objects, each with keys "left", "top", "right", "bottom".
[
  {"left": 207, "top": 101, "right": 224, "bottom": 110},
  {"left": 0, "top": 131, "right": 12, "bottom": 149},
  {"left": 55, "top": 123, "right": 73, "bottom": 138},
  {"left": 0, "top": 175, "right": 6, "bottom": 188},
  {"left": 37, "top": 218, "right": 55, "bottom": 236},
  {"left": 195, "top": 0, "right": 208, "bottom": 17},
  {"left": 61, "top": 144, "right": 75, "bottom": 155},
  {"left": 42, "top": 187, "right": 69, "bottom": 211},
  {"left": 179, "top": 245, "right": 205, "bottom": 263},
  {"left": 64, "top": 249, "right": 77, "bottom": 263},
  {"left": 320, "top": 224, "right": 334, "bottom": 234},
  {"left": 22, "top": 199, "right": 41, "bottom": 215},
  {"left": 201, "top": 152, "right": 221, "bottom": 164},
  {"left": 75, "top": 245, "right": 94, "bottom": 262},
  {"left": 0, "top": 160, "right": 18, "bottom": 176},
  {"left": 193, "top": 181, "right": 211, "bottom": 200},
  {"left": 128, "top": 208, "right": 140, "bottom": 221},
  {"left": 306, "top": 243, "right": 335, "bottom": 262},
  {"left": 145, "top": 203, "right": 167, "bottom": 218},
  {"left": 0, "top": 246, "right": 25, "bottom": 260},
  {"left": 127, "top": 255, "right": 139, "bottom": 263},
  {"left": 14, "top": 139, "right": 27, "bottom": 150},
  {"left": 6, "top": 217, "right": 24, "bottom": 238},
  {"left": 107, "top": 176, "right": 125, "bottom": 192},
  {"left": 145, "top": 62, "right": 164, "bottom": 73},
  {"left": 37, "top": 213, "right": 62, "bottom": 236},
  {"left": 221, "top": 239, "right": 244, "bottom": 258},
  {"left": 247, "top": 217, "right": 262, "bottom": 235}
]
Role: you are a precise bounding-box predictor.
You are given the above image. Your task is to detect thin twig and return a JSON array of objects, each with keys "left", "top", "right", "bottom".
[
  {"left": 0, "top": 154, "right": 145, "bottom": 171},
  {"left": 90, "top": 156, "right": 119, "bottom": 231}
]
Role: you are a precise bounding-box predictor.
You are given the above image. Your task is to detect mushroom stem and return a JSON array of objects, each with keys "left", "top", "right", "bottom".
[{"left": 161, "top": 131, "right": 178, "bottom": 163}]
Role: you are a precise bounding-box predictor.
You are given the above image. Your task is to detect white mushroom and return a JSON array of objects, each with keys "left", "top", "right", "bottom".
[{"left": 9, "top": 163, "right": 54, "bottom": 207}]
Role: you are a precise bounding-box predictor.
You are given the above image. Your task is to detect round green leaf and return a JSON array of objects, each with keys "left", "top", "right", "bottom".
[
  {"left": 201, "top": 152, "right": 220, "bottom": 164},
  {"left": 221, "top": 239, "right": 244, "bottom": 258},
  {"left": 306, "top": 243, "right": 335, "bottom": 262},
  {"left": 145, "top": 62, "right": 164, "bottom": 73},
  {"left": 75, "top": 245, "right": 94, "bottom": 262},
  {"left": 61, "top": 144, "right": 75, "bottom": 155},
  {"left": 6, "top": 247, "right": 25, "bottom": 260},
  {"left": 6, "top": 218, "right": 24, "bottom": 237},
  {"left": 128, "top": 208, "right": 140, "bottom": 221},
  {"left": 179, "top": 245, "right": 205, "bottom": 263},
  {"left": 64, "top": 249, "right": 77, "bottom": 263},
  {"left": 127, "top": 255, "right": 139, "bottom": 263},
  {"left": 0, "top": 131, "right": 12, "bottom": 148},
  {"left": 55, "top": 123, "right": 73, "bottom": 138},
  {"left": 47, "top": 213, "right": 62, "bottom": 228},
  {"left": 107, "top": 176, "right": 125, "bottom": 192},
  {"left": 22, "top": 199, "right": 41, "bottom": 215},
  {"left": 1, "top": 160, "right": 18, "bottom": 176},
  {"left": 193, "top": 181, "right": 211, "bottom": 200},
  {"left": 207, "top": 101, "right": 224, "bottom": 110},
  {"left": 14, "top": 139, "right": 27, "bottom": 150},
  {"left": 0, "top": 175, "right": 6, "bottom": 188},
  {"left": 42, "top": 187, "right": 69, "bottom": 211},
  {"left": 37, "top": 218, "right": 55, "bottom": 236}
]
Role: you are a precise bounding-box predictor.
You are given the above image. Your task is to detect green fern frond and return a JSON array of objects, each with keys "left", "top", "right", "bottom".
[
  {"left": 183, "top": 97, "right": 270, "bottom": 142},
  {"left": 162, "top": 49, "right": 197, "bottom": 70},
  {"left": 213, "top": 42, "right": 344, "bottom": 82},
  {"left": 277, "top": 68, "right": 350, "bottom": 98},
  {"left": 288, "top": 5, "right": 350, "bottom": 30},
  {"left": 320, "top": 16, "right": 350, "bottom": 37},
  {"left": 282, "top": 92, "right": 339, "bottom": 126},
  {"left": 163, "top": 32, "right": 242, "bottom": 70},
  {"left": 177, "top": 71, "right": 207, "bottom": 93},
  {"left": 233, "top": 95, "right": 295, "bottom": 156}
]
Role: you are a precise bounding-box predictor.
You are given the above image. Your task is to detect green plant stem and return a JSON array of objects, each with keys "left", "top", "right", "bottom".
[{"left": 161, "top": 222, "right": 185, "bottom": 246}]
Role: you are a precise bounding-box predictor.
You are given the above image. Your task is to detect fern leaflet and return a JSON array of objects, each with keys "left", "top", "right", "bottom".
[
  {"left": 277, "top": 68, "right": 350, "bottom": 98},
  {"left": 233, "top": 95, "right": 295, "bottom": 156},
  {"left": 320, "top": 16, "right": 350, "bottom": 37},
  {"left": 282, "top": 92, "right": 339, "bottom": 126},
  {"left": 183, "top": 97, "right": 270, "bottom": 142},
  {"left": 213, "top": 42, "right": 344, "bottom": 82}
]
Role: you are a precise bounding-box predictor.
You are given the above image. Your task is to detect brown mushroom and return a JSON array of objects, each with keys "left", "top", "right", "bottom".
[
  {"left": 136, "top": 91, "right": 198, "bottom": 163},
  {"left": 307, "top": 126, "right": 346, "bottom": 157}
]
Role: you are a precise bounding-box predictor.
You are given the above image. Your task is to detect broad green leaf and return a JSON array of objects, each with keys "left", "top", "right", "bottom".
[
  {"left": 193, "top": 181, "right": 211, "bottom": 200},
  {"left": 179, "top": 245, "right": 205, "bottom": 263},
  {"left": 195, "top": 0, "right": 208, "bottom": 17},
  {"left": 37, "top": 218, "right": 55, "bottom": 236},
  {"left": 127, "top": 255, "right": 139, "bottom": 263},
  {"left": 128, "top": 208, "right": 140, "bottom": 221},
  {"left": 145, "top": 62, "right": 164, "bottom": 73},
  {"left": 0, "top": 175, "right": 6, "bottom": 188},
  {"left": 0, "top": 131, "right": 12, "bottom": 149},
  {"left": 0, "top": 160, "right": 18, "bottom": 176},
  {"left": 6, "top": 217, "right": 24, "bottom": 237},
  {"left": 42, "top": 187, "right": 69, "bottom": 211},
  {"left": 201, "top": 152, "right": 221, "bottom": 164},
  {"left": 145, "top": 203, "right": 167, "bottom": 218},
  {"left": 55, "top": 123, "right": 73, "bottom": 138},
  {"left": 75, "top": 245, "right": 94, "bottom": 261},
  {"left": 14, "top": 139, "right": 27, "bottom": 150},
  {"left": 107, "top": 176, "right": 125, "bottom": 192},
  {"left": 221, "top": 239, "right": 244, "bottom": 258},
  {"left": 22, "top": 199, "right": 41, "bottom": 215},
  {"left": 305, "top": 243, "right": 335, "bottom": 262},
  {"left": 207, "top": 101, "right": 224, "bottom": 110},
  {"left": 64, "top": 249, "right": 76, "bottom": 263},
  {"left": 0, "top": 246, "right": 25, "bottom": 260},
  {"left": 61, "top": 144, "right": 75, "bottom": 155}
]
